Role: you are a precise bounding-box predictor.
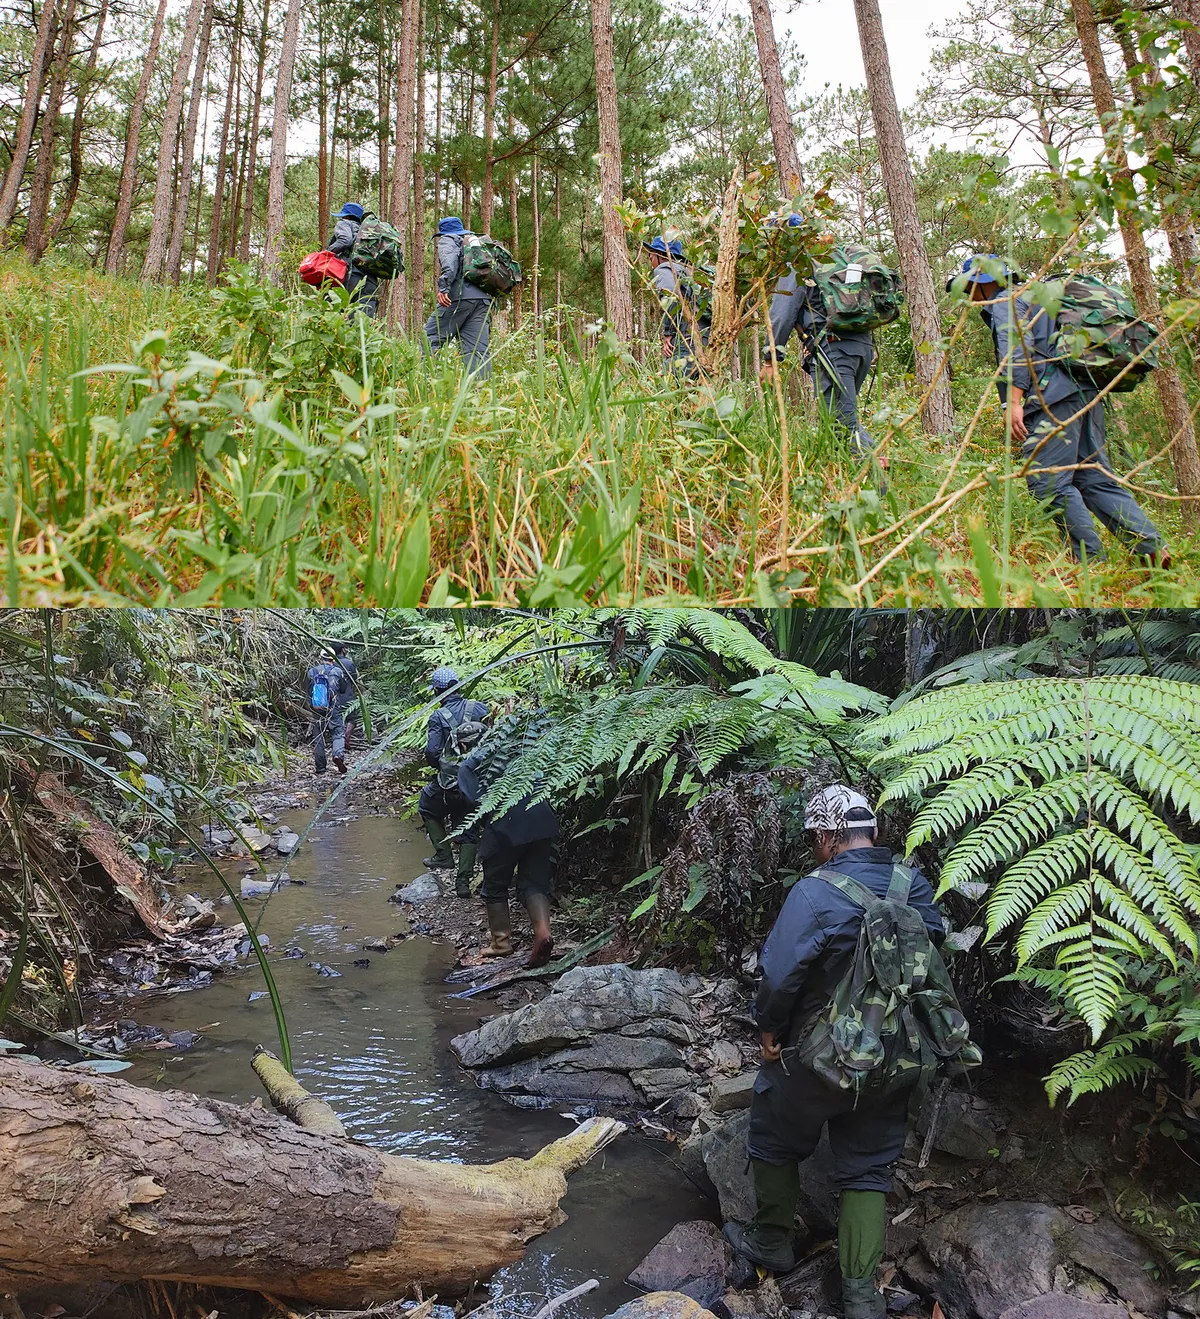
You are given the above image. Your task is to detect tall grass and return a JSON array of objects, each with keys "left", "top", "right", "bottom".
[{"left": 1, "top": 255, "right": 1195, "bottom": 605}]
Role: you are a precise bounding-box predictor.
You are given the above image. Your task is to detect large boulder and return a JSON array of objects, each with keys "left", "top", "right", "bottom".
[
  {"left": 603, "top": 1294, "right": 719, "bottom": 1319},
  {"left": 916, "top": 1090, "right": 1004, "bottom": 1162},
  {"left": 628, "top": 1221, "right": 731, "bottom": 1310},
  {"left": 451, "top": 965, "right": 702, "bottom": 1107},
  {"left": 911, "top": 1202, "right": 1167, "bottom": 1319},
  {"left": 999, "top": 1300, "right": 1128, "bottom": 1319}
]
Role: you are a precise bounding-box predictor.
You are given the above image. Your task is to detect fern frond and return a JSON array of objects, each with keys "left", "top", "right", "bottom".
[{"left": 1045, "top": 1034, "right": 1160, "bottom": 1106}]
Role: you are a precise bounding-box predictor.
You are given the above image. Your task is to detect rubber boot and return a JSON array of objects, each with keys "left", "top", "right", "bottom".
[
  {"left": 455, "top": 843, "right": 477, "bottom": 899},
  {"left": 722, "top": 1159, "right": 799, "bottom": 1274},
  {"left": 839, "top": 1190, "right": 887, "bottom": 1319},
  {"left": 523, "top": 891, "right": 555, "bottom": 968},
  {"left": 482, "top": 901, "right": 513, "bottom": 957},
  {"left": 423, "top": 816, "right": 454, "bottom": 869}
]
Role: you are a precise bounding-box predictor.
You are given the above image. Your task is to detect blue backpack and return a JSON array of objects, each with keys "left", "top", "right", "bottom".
[{"left": 311, "top": 675, "right": 332, "bottom": 711}]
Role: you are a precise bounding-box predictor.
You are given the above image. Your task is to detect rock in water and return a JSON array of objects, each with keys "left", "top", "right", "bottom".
[
  {"left": 628, "top": 1221, "right": 732, "bottom": 1310},
  {"left": 274, "top": 829, "right": 301, "bottom": 855},
  {"left": 603, "top": 1294, "right": 721, "bottom": 1319},
  {"left": 241, "top": 874, "right": 287, "bottom": 898},
  {"left": 999, "top": 1300, "right": 1129, "bottom": 1319},
  {"left": 394, "top": 872, "right": 443, "bottom": 904}
]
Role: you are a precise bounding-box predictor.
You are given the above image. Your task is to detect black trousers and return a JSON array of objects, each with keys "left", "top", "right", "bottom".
[
  {"left": 747, "top": 1058, "right": 909, "bottom": 1193},
  {"left": 479, "top": 836, "right": 554, "bottom": 902}
]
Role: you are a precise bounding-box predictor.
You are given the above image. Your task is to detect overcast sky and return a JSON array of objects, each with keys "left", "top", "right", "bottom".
[{"left": 778, "top": 0, "right": 967, "bottom": 105}]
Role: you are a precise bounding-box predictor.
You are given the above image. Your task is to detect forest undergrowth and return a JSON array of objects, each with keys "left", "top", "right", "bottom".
[{"left": 2, "top": 257, "right": 1193, "bottom": 608}]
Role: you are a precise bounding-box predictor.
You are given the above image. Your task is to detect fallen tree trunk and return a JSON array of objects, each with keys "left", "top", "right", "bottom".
[{"left": 0, "top": 1056, "right": 625, "bottom": 1308}]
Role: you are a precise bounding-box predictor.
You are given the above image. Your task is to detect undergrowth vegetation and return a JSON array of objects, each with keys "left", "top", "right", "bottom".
[{"left": 2, "top": 259, "right": 1195, "bottom": 607}]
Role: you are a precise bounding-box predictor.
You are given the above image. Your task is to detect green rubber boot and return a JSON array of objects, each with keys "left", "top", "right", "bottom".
[
  {"left": 422, "top": 816, "right": 453, "bottom": 869},
  {"left": 840, "top": 1190, "right": 887, "bottom": 1319},
  {"left": 523, "top": 891, "right": 555, "bottom": 968},
  {"left": 482, "top": 901, "right": 513, "bottom": 957},
  {"left": 722, "top": 1159, "right": 799, "bottom": 1274},
  {"left": 455, "top": 843, "right": 477, "bottom": 898}
]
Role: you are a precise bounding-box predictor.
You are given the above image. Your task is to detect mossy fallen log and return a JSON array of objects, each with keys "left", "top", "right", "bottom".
[{"left": 0, "top": 1056, "right": 624, "bottom": 1308}]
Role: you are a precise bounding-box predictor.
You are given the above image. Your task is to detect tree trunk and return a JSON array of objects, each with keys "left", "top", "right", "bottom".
[
  {"left": 206, "top": 31, "right": 239, "bottom": 284},
  {"left": 555, "top": 164, "right": 562, "bottom": 338},
  {"left": 104, "top": 0, "right": 169, "bottom": 275},
  {"left": 46, "top": 0, "right": 108, "bottom": 247},
  {"left": 747, "top": 0, "right": 801, "bottom": 197},
  {"left": 166, "top": 0, "right": 216, "bottom": 282},
  {"left": 508, "top": 107, "right": 521, "bottom": 328},
  {"left": 262, "top": 0, "right": 303, "bottom": 280},
  {"left": 327, "top": 77, "right": 341, "bottom": 225},
  {"left": 23, "top": 0, "right": 77, "bottom": 263},
  {"left": 412, "top": 0, "right": 427, "bottom": 321},
  {"left": 0, "top": 0, "right": 58, "bottom": 236},
  {"left": 433, "top": 4, "right": 441, "bottom": 225},
  {"left": 0, "top": 1056, "right": 623, "bottom": 1309},
  {"left": 189, "top": 89, "right": 209, "bottom": 275},
  {"left": 141, "top": 0, "right": 206, "bottom": 280},
  {"left": 386, "top": 0, "right": 419, "bottom": 328},
  {"left": 238, "top": 0, "right": 271, "bottom": 262},
  {"left": 378, "top": 0, "right": 390, "bottom": 216},
  {"left": 1173, "top": 0, "right": 1200, "bottom": 71},
  {"left": 590, "top": 0, "right": 633, "bottom": 339},
  {"left": 531, "top": 149, "right": 540, "bottom": 321},
  {"left": 481, "top": 0, "right": 500, "bottom": 233},
  {"left": 1071, "top": 0, "right": 1200, "bottom": 522},
  {"left": 852, "top": 0, "right": 955, "bottom": 437}
]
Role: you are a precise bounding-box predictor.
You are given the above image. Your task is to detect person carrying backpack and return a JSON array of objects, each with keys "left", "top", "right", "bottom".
[
  {"left": 422, "top": 217, "right": 495, "bottom": 380},
  {"left": 643, "top": 236, "right": 710, "bottom": 379},
  {"left": 331, "top": 642, "right": 362, "bottom": 743},
  {"left": 328, "top": 202, "right": 380, "bottom": 320},
  {"left": 956, "top": 254, "right": 1169, "bottom": 568},
  {"left": 762, "top": 224, "right": 893, "bottom": 472},
  {"left": 725, "top": 785, "right": 979, "bottom": 1319},
  {"left": 306, "top": 653, "right": 348, "bottom": 775},
  {"left": 417, "top": 666, "right": 490, "bottom": 897}
]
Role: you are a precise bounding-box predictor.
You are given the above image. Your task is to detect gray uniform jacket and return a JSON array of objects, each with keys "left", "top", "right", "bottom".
[
  {"left": 653, "top": 261, "right": 707, "bottom": 341},
  {"left": 985, "top": 295, "right": 1080, "bottom": 410},
  {"left": 436, "top": 234, "right": 490, "bottom": 302},
  {"left": 764, "top": 273, "right": 872, "bottom": 365},
  {"left": 328, "top": 217, "right": 380, "bottom": 309}
]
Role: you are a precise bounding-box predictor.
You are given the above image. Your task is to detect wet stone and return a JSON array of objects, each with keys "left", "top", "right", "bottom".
[
  {"left": 394, "top": 872, "right": 443, "bottom": 904},
  {"left": 628, "top": 1220, "right": 731, "bottom": 1310},
  {"left": 710, "top": 1072, "right": 756, "bottom": 1114}
]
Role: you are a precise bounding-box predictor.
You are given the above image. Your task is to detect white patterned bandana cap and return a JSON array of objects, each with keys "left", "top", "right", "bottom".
[{"left": 804, "top": 784, "right": 877, "bottom": 832}]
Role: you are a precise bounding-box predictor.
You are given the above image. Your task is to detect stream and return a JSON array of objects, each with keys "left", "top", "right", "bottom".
[{"left": 121, "top": 808, "right": 712, "bottom": 1319}]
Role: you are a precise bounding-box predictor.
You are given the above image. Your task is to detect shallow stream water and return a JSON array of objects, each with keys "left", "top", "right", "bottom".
[{"left": 122, "top": 808, "right": 711, "bottom": 1319}]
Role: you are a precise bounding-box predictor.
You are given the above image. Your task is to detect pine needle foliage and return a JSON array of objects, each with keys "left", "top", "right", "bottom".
[{"left": 862, "top": 677, "right": 1200, "bottom": 1042}]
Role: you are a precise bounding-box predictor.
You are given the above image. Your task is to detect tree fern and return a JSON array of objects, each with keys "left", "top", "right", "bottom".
[{"left": 862, "top": 676, "right": 1200, "bottom": 1042}]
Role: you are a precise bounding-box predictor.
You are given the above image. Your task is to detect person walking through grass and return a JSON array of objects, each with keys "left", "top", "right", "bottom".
[
  {"left": 328, "top": 202, "right": 380, "bottom": 320},
  {"left": 422, "top": 217, "right": 495, "bottom": 380}
]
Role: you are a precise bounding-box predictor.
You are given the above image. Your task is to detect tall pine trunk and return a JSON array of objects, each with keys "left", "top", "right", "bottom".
[
  {"left": 167, "top": 0, "right": 216, "bottom": 282},
  {"left": 0, "top": 0, "right": 58, "bottom": 235},
  {"left": 207, "top": 23, "right": 240, "bottom": 284},
  {"left": 1071, "top": 0, "right": 1200, "bottom": 521},
  {"left": 262, "top": 0, "right": 303, "bottom": 279},
  {"left": 590, "top": 0, "right": 632, "bottom": 339},
  {"left": 142, "top": 0, "right": 207, "bottom": 280},
  {"left": 23, "top": 0, "right": 77, "bottom": 262},
  {"left": 238, "top": 0, "right": 272, "bottom": 262},
  {"left": 554, "top": 165, "right": 562, "bottom": 339},
  {"left": 852, "top": 0, "right": 955, "bottom": 436},
  {"left": 531, "top": 149, "right": 540, "bottom": 322},
  {"left": 104, "top": 0, "right": 169, "bottom": 274},
  {"left": 386, "top": 0, "right": 419, "bottom": 329},
  {"left": 747, "top": 0, "right": 801, "bottom": 197},
  {"left": 317, "top": 0, "right": 328, "bottom": 244},
  {"left": 411, "top": 0, "right": 427, "bottom": 321},
  {"left": 1172, "top": 0, "right": 1200, "bottom": 71},
  {"left": 189, "top": 90, "right": 209, "bottom": 275},
  {"left": 47, "top": 0, "right": 108, "bottom": 246},
  {"left": 432, "top": 5, "right": 441, "bottom": 224},
  {"left": 509, "top": 146, "right": 521, "bottom": 327},
  {"left": 480, "top": 0, "right": 500, "bottom": 233}
]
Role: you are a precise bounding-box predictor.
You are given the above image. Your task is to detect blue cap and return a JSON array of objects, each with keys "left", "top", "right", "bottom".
[
  {"left": 668, "top": 239, "right": 684, "bottom": 259},
  {"left": 338, "top": 202, "right": 364, "bottom": 220},
  {"left": 960, "top": 254, "right": 1008, "bottom": 286},
  {"left": 430, "top": 666, "right": 460, "bottom": 692},
  {"left": 438, "top": 217, "right": 465, "bottom": 235},
  {"left": 644, "top": 236, "right": 670, "bottom": 256}
]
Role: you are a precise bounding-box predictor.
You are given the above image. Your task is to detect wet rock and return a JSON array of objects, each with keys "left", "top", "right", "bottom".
[
  {"left": 711, "top": 1072, "right": 756, "bottom": 1114},
  {"left": 710, "top": 1040, "right": 743, "bottom": 1073},
  {"left": 248, "top": 991, "right": 269, "bottom": 1002},
  {"left": 710, "top": 979, "right": 742, "bottom": 1009},
  {"left": 603, "top": 1292, "right": 720, "bottom": 1319},
  {"left": 629, "top": 1221, "right": 731, "bottom": 1310},
  {"left": 353, "top": 958, "right": 371, "bottom": 969},
  {"left": 283, "top": 947, "right": 306, "bottom": 959},
  {"left": 393, "top": 872, "right": 443, "bottom": 904},
  {"left": 913, "top": 1202, "right": 1166, "bottom": 1319},
  {"left": 363, "top": 938, "right": 391, "bottom": 952},
  {"left": 674, "top": 1091, "right": 707, "bottom": 1119},
  {"left": 241, "top": 873, "right": 287, "bottom": 898},
  {"left": 999, "top": 1300, "right": 1128, "bottom": 1319},
  {"left": 167, "top": 1031, "right": 200, "bottom": 1049},
  {"left": 478, "top": 1062, "right": 641, "bottom": 1104},
  {"left": 274, "top": 829, "right": 301, "bottom": 855},
  {"left": 309, "top": 961, "right": 342, "bottom": 977},
  {"left": 242, "top": 827, "right": 275, "bottom": 853},
  {"left": 916, "top": 1090, "right": 1004, "bottom": 1161}
]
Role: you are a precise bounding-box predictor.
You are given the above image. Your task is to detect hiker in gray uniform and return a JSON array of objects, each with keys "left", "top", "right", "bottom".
[
  {"left": 305, "top": 653, "right": 347, "bottom": 775},
  {"left": 957, "top": 254, "right": 1169, "bottom": 567},
  {"left": 328, "top": 202, "right": 379, "bottom": 319},
  {"left": 643, "top": 236, "right": 709, "bottom": 378},
  {"left": 423, "top": 216, "right": 493, "bottom": 380},
  {"left": 761, "top": 223, "right": 877, "bottom": 463}
]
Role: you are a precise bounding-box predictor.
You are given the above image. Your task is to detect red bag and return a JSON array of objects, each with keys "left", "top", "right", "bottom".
[{"left": 299, "top": 249, "right": 348, "bottom": 287}]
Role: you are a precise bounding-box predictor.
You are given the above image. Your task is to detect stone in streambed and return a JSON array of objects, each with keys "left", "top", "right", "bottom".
[
  {"left": 273, "top": 828, "right": 301, "bottom": 855},
  {"left": 603, "top": 1293, "right": 721, "bottom": 1319},
  {"left": 392, "top": 872, "right": 443, "bottom": 904},
  {"left": 628, "top": 1221, "right": 731, "bottom": 1310}
]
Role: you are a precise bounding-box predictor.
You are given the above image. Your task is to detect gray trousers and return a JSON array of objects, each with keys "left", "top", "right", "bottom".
[
  {"left": 1022, "top": 389, "right": 1162, "bottom": 561},
  {"left": 345, "top": 269, "right": 379, "bottom": 319},
  {"left": 310, "top": 707, "right": 345, "bottom": 771},
  {"left": 423, "top": 297, "right": 492, "bottom": 379},
  {"left": 808, "top": 339, "right": 875, "bottom": 458}
]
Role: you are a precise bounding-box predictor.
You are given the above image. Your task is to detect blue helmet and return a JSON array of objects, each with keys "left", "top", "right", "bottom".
[
  {"left": 438, "top": 216, "right": 466, "bottom": 235},
  {"left": 430, "top": 666, "right": 460, "bottom": 692},
  {"left": 338, "top": 202, "right": 365, "bottom": 220}
]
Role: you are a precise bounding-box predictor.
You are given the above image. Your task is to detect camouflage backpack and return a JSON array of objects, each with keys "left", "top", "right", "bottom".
[
  {"left": 680, "top": 262, "right": 715, "bottom": 329},
  {"left": 811, "top": 243, "right": 904, "bottom": 335},
  {"left": 1051, "top": 273, "right": 1160, "bottom": 392},
  {"left": 793, "top": 865, "right": 982, "bottom": 1099},
  {"left": 351, "top": 213, "right": 405, "bottom": 279},
  {"left": 461, "top": 234, "right": 522, "bottom": 296},
  {"left": 436, "top": 707, "right": 489, "bottom": 790}
]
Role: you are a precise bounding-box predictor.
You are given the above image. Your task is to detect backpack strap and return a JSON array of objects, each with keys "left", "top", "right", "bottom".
[
  {"left": 886, "top": 864, "right": 914, "bottom": 904},
  {"left": 814, "top": 868, "right": 877, "bottom": 911}
]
